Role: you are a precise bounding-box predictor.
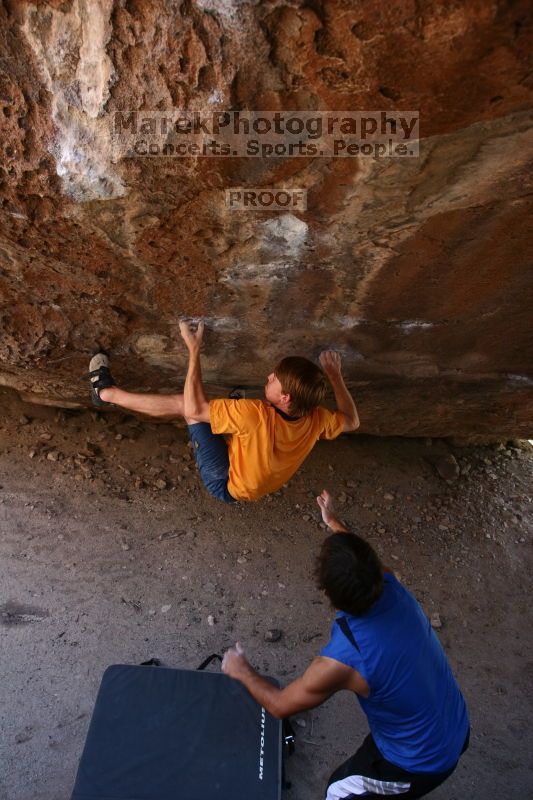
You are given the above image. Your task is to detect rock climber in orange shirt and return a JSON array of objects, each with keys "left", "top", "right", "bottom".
[{"left": 88, "top": 320, "right": 359, "bottom": 503}]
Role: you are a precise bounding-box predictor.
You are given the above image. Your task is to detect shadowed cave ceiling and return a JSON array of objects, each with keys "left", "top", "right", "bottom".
[{"left": 0, "top": 0, "right": 532, "bottom": 436}]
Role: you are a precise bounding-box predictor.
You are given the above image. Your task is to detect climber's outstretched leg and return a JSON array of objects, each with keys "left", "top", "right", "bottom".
[{"left": 88, "top": 353, "right": 185, "bottom": 419}]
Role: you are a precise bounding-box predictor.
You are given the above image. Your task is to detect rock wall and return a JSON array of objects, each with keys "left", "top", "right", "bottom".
[{"left": 0, "top": 0, "right": 532, "bottom": 436}]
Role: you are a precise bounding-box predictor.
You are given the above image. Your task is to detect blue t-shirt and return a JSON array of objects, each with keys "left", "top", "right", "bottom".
[{"left": 320, "top": 573, "right": 469, "bottom": 773}]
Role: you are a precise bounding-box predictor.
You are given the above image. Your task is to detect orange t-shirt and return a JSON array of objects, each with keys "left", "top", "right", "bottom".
[{"left": 209, "top": 399, "right": 345, "bottom": 501}]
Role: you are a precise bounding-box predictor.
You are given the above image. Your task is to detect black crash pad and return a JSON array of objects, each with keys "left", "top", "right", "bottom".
[{"left": 70, "top": 663, "right": 281, "bottom": 800}]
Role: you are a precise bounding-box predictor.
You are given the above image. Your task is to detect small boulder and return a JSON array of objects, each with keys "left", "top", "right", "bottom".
[
  {"left": 434, "top": 454, "right": 460, "bottom": 481},
  {"left": 264, "top": 628, "right": 282, "bottom": 643}
]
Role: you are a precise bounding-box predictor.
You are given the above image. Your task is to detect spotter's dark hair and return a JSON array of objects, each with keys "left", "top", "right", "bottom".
[{"left": 316, "top": 533, "right": 384, "bottom": 616}]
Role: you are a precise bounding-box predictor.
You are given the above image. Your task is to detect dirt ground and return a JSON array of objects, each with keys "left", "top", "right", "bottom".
[{"left": 0, "top": 388, "right": 532, "bottom": 800}]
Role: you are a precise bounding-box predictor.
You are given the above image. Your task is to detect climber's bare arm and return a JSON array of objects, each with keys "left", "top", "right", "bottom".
[
  {"left": 319, "top": 351, "right": 359, "bottom": 432},
  {"left": 180, "top": 320, "right": 210, "bottom": 423}
]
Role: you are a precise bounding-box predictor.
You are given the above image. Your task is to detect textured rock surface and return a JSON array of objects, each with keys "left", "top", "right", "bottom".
[{"left": 0, "top": 0, "right": 532, "bottom": 436}]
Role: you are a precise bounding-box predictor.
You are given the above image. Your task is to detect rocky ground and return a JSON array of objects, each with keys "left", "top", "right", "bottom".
[{"left": 0, "top": 387, "right": 532, "bottom": 800}]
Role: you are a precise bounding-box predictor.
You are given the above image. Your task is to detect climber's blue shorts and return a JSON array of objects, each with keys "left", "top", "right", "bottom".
[{"left": 187, "top": 423, "right": 236, "bottom": 504}]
